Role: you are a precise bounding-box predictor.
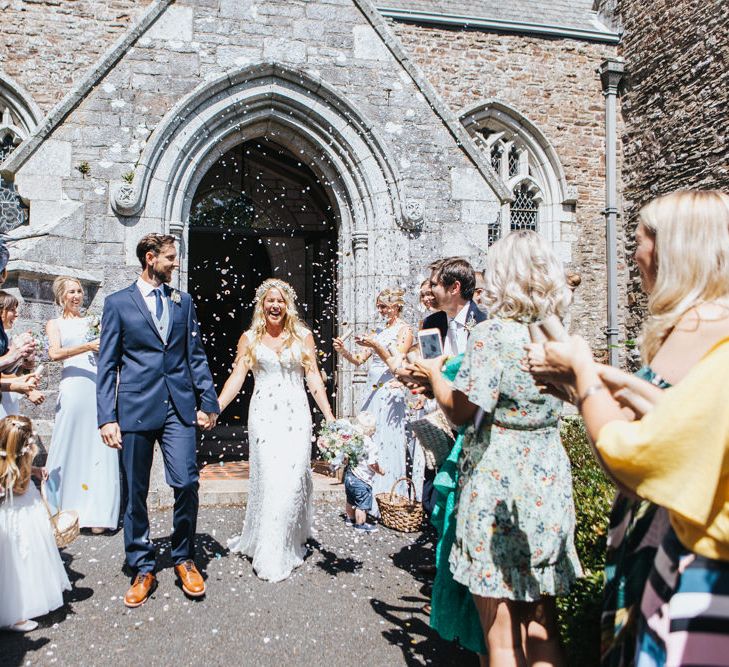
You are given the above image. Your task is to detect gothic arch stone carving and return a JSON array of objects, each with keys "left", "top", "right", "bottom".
[{"left": 111, "top": 62, "right": 417, "bottom": 232}]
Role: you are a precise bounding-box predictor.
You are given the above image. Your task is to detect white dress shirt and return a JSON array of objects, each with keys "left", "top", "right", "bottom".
[
  {"left": 443, "top": 302, "right": 471, "bottom": 356},
  {"left": 136, "top": 277, "right": 169, "bottom": 330}
]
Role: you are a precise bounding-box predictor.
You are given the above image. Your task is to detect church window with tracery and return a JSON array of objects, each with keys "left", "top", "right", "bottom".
[{"left": 510, "top": 183, "right": 538, "bottom": 231}]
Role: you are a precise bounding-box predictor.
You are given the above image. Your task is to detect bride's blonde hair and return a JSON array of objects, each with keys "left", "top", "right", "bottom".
[
  {"left": 639, "top": 190, "right": 729, "bottom": 362},
  {"left": 241, "top": 279, "right": 315, "bottom": 372},
  {"left": 0, "top": 416, "right": 37, "bottom": 498}
]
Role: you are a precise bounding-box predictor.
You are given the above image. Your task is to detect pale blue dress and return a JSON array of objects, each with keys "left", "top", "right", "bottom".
[
  {"left": 45, "top": 317, "right": 120, "bottom": 529},
  {"left": 360, "top": 324, "right": 417, "bottom": 514}
]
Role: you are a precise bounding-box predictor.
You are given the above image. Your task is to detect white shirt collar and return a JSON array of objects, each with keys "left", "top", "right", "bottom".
[
  {"left": 136, "top": 276, "right": 163, "bottom": 297},
  {"left": 449, "top": 302, "right": 471, "bottom": 327}
]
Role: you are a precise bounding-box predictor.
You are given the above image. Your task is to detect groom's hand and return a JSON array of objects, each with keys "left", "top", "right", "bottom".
[
  {"left": 100, "top": 422, "right": 122, "bottom": 450},
  {"left": 196, "top": 411, "right": 218, "bottom": 431}
]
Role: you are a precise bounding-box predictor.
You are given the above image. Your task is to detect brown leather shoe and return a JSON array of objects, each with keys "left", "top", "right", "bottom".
[
  {"left": 175, "top": 560, "right": 206, "bottom": 597},
  {"left": 124, "top": 573, "right": 157, "bottom": 608}
]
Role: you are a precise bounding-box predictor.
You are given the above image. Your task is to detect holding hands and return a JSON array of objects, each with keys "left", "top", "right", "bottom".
[{"left": 196, "top": 410, "right": 219, "bottom": 431}]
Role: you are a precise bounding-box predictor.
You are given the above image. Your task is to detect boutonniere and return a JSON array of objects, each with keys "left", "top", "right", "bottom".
[
  {"left": 170, "top": 290, "right": 181, "bottom": 305},
  {"left": 465, "top": 313, "right": 477, "bottom": 334}
]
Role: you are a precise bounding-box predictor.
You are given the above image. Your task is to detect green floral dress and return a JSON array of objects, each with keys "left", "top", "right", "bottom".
[{"left": 450, "top": 318, "right": 583, "bottom": 600}]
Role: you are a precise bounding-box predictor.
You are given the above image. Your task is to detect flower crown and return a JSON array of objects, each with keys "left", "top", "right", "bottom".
[{"left": 254, "top": 278, "right": 298, "bottom": 306}]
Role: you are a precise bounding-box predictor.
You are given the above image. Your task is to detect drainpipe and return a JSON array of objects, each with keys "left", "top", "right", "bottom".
[{"left": 599, "top": 58, "right": 624, "bottom": 366}]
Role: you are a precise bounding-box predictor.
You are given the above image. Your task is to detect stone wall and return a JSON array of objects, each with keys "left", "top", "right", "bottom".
[
  {"left": 5, "top": 0, "right": 504, "bottom": 417},
  {"left": 615, "top": 0, "right": 729, "bottom": 340},
  {"left": 0, "top": 0, "right": 153, "bottom": 112},
  {"left": 389, "top": 20, "right": 622, "bottom": 353}
]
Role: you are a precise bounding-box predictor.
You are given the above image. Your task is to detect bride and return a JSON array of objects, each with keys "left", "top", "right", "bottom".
[{"left": 218, "top": 278, "right": 335, "bottom": 582}]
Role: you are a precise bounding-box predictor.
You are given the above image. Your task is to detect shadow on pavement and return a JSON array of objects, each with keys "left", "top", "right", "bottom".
[
  {"left": 308, "top": 537, "right": 363, "bottom": 576},
  {"left": 369, "top": 597, "right": 478, "bottom": 666}
]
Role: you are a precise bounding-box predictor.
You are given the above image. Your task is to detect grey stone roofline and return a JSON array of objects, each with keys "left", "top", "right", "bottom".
[
  {"left": 1, "top": 0, "right": 511, "bottom": 203},
  {"left": 377, "top": 6, "right": 621, "bottom": 43}
]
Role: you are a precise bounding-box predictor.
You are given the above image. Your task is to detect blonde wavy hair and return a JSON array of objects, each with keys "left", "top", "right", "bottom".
[
  {"left": 52, "top": 276, "right": 83, "bottom": 308},
  {"left": 0, "top": 415, "right": 37, "bottom": 498},
  {"left": 241, "top": 279, "right": 315, "bottom": 372},
  {"left": 484, "top": 230, "right": 569, "bottom": 323},
  {"left": 639, "top": 190, "right": 729, "bottom": 362},
  {"left": 376, "top": 287, "right": 406, "bottom": 312}
]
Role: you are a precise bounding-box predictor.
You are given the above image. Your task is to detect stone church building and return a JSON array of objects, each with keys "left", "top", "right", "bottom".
[{"left": 3, "top": 0, "right": 721, "bottom": 433}]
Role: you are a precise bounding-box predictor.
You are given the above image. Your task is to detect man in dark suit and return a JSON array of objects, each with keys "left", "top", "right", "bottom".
[
  {"left": 97, "top": 234, "right": 219, "bottom": 608},
  {"left": 422, "top": 257, "right": 487, "bottom": 357}
]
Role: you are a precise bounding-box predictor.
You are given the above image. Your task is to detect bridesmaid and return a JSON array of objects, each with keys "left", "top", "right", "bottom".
[
  {"left": 333, "top": 287, "right": 415, "bottom": 508},
  {"left": 44, "top": 277, "right": 120, "bottom": 533}
]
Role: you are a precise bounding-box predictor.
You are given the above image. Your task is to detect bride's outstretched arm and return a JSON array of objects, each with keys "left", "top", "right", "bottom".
[
  {"left": 217, "top": 334, "right": 251, "bottom": 413},
  {"left": 304, "top": 334, "right": 335, "bottom": 422}
]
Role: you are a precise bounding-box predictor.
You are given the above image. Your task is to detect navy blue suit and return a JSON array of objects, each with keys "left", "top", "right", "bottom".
[
  {"left": 421, "top": 300, "right": 487, "bottom": 346},
  {"left": 97, "top": 282, "right": 219, "bottom": 573}
]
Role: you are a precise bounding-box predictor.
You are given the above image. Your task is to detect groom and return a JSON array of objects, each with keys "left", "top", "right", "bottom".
[{"left": 97, "top": 233, "right": 219, "bottom": 608}]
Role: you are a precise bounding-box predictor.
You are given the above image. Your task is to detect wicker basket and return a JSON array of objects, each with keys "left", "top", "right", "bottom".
[
  {"left": 410, "top": 409, "right": 455, "bottom": 470},
  {"left": 376, "top": 477, "right": 423, "bottom": 533},
  {"left": 41, "top": 482, "right": 80, "bottom": 549}
]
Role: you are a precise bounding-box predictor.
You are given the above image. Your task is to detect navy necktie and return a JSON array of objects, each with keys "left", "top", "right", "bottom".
[{"left": 154, "top": 287, "right": 164, "bottom": 320}]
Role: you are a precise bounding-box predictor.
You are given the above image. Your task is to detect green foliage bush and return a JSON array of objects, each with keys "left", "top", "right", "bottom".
[{"left": 558, "top": 416, "right": 615, "bottom": 667}]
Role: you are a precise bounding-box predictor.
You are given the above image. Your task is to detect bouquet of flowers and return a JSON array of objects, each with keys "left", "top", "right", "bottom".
[
  {"left": 84, "top": 314, "right": 101, "bottom": 342},
  {"left": 316, "top": 418, "right": 367, "bottom": 470}
]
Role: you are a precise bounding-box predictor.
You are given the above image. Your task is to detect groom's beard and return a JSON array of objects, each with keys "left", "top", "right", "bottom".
[{"left": 150, "top": 266, "right": 173, "bottom": 284}]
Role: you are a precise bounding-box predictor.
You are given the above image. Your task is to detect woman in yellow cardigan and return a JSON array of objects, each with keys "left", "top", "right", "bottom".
[{"left": 536, "top": 331, "right": 729, "bottom": 666}]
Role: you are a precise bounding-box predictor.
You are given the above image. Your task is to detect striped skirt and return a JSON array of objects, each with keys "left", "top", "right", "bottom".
[{"left": 636, "top": 527, "right": 729, "bottom": 667}]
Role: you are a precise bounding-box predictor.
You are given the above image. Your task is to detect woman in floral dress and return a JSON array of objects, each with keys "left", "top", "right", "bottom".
[{"left": 413, "top": 230, "right": 582, "bottom": 665}]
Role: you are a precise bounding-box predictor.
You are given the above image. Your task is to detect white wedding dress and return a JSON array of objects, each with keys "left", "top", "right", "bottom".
[{"left": 227, "top": 329, "right": 313, "bottom": 582}]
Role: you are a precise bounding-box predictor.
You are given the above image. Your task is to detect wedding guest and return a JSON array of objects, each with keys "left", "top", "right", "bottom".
[
  {"left": 0, "top": 291, "right": 44, "bottom": 417},
  {"left": 0, "top": 245, "right": 35, "bottom": 373},
  {"left": 418, "top": 278, "right": 436, "bottom": 328},
  {"left": 423, "top": 257, "right": 486, "bottom": 356},
  {"left": 527, "top": 189, "right": 729, "bottom": 666},
  {"left": 412, "top": 231, "right": 582, "bottom": 664},
  {"left": 427, "top": 352, "right": 487, "bottom": 662},
  {"left": 473, "top": 271, "right": 488, "bottom": 314},
  {"left": 333, "top": 287, "right": 414, "bottom": 507},
  {"left": 0, "top": 416, "right": 71, "bottom": 632},
  {"left": 418, "top": 258, "right": 487, "bottom": 518},
  {"left": 535, "top": 329, "right": 729, "bottom": 666},
  {"left": 45, "top": 277, "right": 120, "bottom": 534},
  {"left": 343, "top": 412, "right": 383, "bottom": 534}
]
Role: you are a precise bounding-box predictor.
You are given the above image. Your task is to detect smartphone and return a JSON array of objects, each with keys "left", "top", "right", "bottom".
[
  {"left": 418, "top": 328, "right": 444, "bottom": 359},
  {"left": 539, "top": 315, "right": 567, "bottom": 342}
]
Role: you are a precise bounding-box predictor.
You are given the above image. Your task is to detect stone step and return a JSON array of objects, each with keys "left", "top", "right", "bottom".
[{"left": 148, "top": 459, "right": 344, "bottom": 509}]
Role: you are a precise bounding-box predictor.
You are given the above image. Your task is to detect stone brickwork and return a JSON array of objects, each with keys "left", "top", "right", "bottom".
[
  {"left": 389, "top": 20, "right": 621, "bottom": 352},
  {"left": 612, "top": 0, "right": 729, "bottom": 340},
  {"left": 4, "top": 0, "right": 506, "bottom": 418},
  {"left": 0, "top": 0, "right": 153, "bottom": 112}
]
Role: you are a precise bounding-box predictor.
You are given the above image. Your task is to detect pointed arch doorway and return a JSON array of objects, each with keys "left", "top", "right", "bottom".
[{"left": 188, "top": 138, "right": 338, "bottom": 463}]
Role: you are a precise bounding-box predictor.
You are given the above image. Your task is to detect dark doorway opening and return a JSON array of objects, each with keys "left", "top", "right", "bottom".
[{"left": 188, "top": 139, "right": 338, "bottom": 464}]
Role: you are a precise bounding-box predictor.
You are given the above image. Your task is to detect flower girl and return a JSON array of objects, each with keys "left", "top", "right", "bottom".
[{"left": 0, "top": 415, "right": 70, "bottom": 632}]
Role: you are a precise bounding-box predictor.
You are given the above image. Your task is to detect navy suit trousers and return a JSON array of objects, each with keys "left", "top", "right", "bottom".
[{"left": 121, "top": 398, "right": 198, "bottom": 573}]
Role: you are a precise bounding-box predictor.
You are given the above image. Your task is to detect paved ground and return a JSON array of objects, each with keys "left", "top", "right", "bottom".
[{"left": 2, "top": 502, "right": 477, "bottom": 667}]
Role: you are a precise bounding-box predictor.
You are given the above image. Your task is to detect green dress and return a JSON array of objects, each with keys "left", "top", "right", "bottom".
[
  {"left": 429, "top": 354, "right": 487, "bottom": 655},
  {"left": 450, "top": 318, "right": 582, "bottom": 600}
]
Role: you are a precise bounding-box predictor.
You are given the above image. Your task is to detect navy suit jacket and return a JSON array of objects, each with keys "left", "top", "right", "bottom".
[
  {"left": 96, "top": 282, "right": 219, "bottom": 432},
  {"left": 421, "top": 301, "right": 487, "bottom": 345}
]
